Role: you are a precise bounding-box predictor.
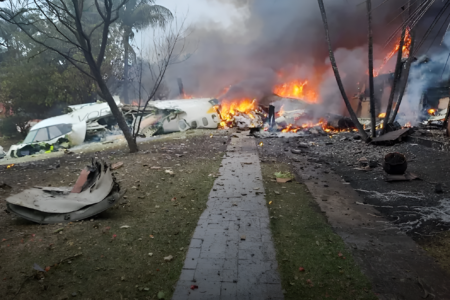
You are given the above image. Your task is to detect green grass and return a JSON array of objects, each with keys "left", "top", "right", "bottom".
[
  {"left": 0, "top": 134, "right": 226, "bottom": 300},
  {"left": 261, "top": 161, "right": 377, "bottom": 300}
]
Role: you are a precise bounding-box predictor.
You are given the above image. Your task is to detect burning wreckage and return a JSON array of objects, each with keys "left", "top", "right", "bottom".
[
  {"left": 3, "top": 89, "right": 364, "bottom": 161},
  {"left": 123, "top": 95, "right": 356, "bottom": 138}
]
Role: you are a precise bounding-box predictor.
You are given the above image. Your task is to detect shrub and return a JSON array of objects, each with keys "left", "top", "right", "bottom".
[
  {"left": 0, "top": 117, "right": 19, "bottom": 138},
  {"left": 0, "top": 115, "right": 30, "bottom": 138}
]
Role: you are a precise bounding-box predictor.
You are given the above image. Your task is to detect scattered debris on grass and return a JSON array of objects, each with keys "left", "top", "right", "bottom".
[{"left": 111, "top": 161, "right": 124, "bottom": 170}]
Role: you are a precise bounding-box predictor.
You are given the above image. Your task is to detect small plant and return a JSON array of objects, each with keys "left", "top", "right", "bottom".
[{"left": 274, "top": 171, "right": 293, "bottom": 179}]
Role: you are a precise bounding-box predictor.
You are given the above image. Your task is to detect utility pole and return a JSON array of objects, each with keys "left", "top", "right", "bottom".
[
  {"left": 317, "top": 0, "right": 369, "bottom": 141},
  {"left": 367, "top": 0, "right": 376, "bottom": 138}
]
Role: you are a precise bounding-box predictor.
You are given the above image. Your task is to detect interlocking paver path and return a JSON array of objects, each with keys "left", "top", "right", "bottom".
[{"left": 172, "top": 132, "right": 284, "bottom": 300}]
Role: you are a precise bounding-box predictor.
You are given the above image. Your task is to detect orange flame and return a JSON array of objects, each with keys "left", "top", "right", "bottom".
[
  {"left": 182, "top": 93, "right": 194, "bottom": 99},
  {"left": 216, "top": 98, "right": 258, "bottom": 128},
  {"left": 276, "top": 105, "right": 285, "bottom": 117},
  {"left": 216, "top": 86, "right": 231, "bottom": 99},
  {"left": 378, "top": 113, "right": 386, "bottom": 118},
  {"left": 428, "top": 108, "right": 436, "bottom": 115},
  {"left": 282, "top": 124, "right": 299, "bottom": 133},
  {"left": 280, "top": 119, "right": 334, "bottom": 133},
  {"left": 273, "top": 80, "right": 318, "bottom": 102},
  {"left": 375, "top": 28, "right": 412, "bottom": 77},
  {"left": 6, "top": 164, "right": 14, "bottom": 169}
]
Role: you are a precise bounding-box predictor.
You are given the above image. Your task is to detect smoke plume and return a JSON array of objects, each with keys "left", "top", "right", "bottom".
[{"left": 165, "top": 0, "right": 415, "bottom": 116}]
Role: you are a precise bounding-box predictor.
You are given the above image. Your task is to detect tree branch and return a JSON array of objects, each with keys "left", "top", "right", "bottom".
[
  {"left": 32, "top": 0, "right": 81, "bottom": 49},
  {"left": 71, "top": 0, "right": 92, "bottom": 54}
]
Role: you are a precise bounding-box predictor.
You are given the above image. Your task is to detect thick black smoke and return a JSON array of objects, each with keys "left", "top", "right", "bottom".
[{"left": 165, "top": 0, "right": 411, "bottom": 115}]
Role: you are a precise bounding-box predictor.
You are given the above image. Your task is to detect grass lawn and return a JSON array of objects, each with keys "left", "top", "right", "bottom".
[
  {"left": 419, "top": 231, "right": 450, "bottom": 275},
  {"left": 261, "top": 161, "right": 377, "bottom": 300},
  {"left": 0, "top": 133, "right": 227, "bottom": 300}
]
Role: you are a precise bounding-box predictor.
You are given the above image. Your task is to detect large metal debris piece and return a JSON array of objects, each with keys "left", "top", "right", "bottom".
[
  {"left": 385, "top": 172, "right": 419, "bottom": 182},
  {"left": 371, "top": 128, "right": 411, "bottom": 145},
  {"left": 6, "top": 159, "right": 124, "bottom": 224}
]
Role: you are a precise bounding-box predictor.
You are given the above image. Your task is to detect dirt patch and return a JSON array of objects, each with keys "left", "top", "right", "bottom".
[
  {"left": 0, "top": 132, "right": 228, "bottom": 300},
  {"left": 261, "top": 161, "right": 376, "bottom": 300}
]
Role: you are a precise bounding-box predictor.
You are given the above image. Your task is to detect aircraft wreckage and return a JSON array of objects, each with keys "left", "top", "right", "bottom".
[
  {"left": 6, "top": 159, "right": 124, "bottom": 224},
  {"left": 4, "top": 98, "right": 222, "bottom": 159},
  {"left": 7, "top": 98, "right": 120, "bottom": 158},
  {"left": 4, "top": 95, "right": 350, "bottom": 160},
  {"left": 122, "top": 98, "right": 221, "bottom": 137}
]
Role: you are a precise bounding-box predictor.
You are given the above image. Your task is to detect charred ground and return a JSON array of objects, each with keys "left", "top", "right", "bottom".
[{"left": 256, "top": 131, "right": 450, "bottom": 275}]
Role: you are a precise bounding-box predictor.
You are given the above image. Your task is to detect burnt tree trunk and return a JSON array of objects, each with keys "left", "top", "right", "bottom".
[
  {"left": 390, "top": 29, "right": 416, "bottom": 124},
  {"left": 317, "top": 0, "right": 369, "bottom": 141},
  {"left": 381, "top": 27, "right": 406, "bottom": 135},
  {"left": 442, "top": 90, "right": 450, "bottom": 132},
  {"left": 390, "top": 0, "right": 414, "bottom": 124},
  {"left": 177, "top": 78, "right": 184, "bottom": 96},
  {"left": 367, "top": 0, "right": 376, "bottom": 138}
]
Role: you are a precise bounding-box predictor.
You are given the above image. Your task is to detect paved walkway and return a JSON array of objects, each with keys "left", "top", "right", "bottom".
[{"left": 172, "top": 132, "right": 284, "bottom": 300}]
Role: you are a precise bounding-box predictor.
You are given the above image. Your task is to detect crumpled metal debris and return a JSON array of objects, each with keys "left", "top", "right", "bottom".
[
  {"left": 6, "top": 159, "right": 124, "bottom": 224},
  {"left": 371, "top": 128, "right": 411, "bottom": 145},
  {"left": 7, "top": 99, "right": 121, "bottom": 158},
  {"left": 123, "top": 98, "right": 220, "bottom": 138},
  {"left": 234, "top": 114, "right": 263, "bottom": 130}
]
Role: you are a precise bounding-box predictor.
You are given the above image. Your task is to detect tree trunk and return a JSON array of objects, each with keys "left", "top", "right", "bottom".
[
  {"left": 367, "top": 0, "right": 376, "bottom": 138},
  {"left": 381, "top": 28, "right": 406, "bottom": 134},
  {"left": 123, "top": 29, "right": 130, "bottom": 104},
  {"left": 390, "top": 0, "right": 414, "bottom": 125},
  {"left": 98, "top": 79, "right": 139, "bottom": 153},
  {"left": 82, "top": 50, "right": 139, "bottom": 153},
  {"left": 390, "top": 29, "right": 416, "bottom": 124},
  {"left": 317, "top": 0, "right": 369, "bottom": 141}
]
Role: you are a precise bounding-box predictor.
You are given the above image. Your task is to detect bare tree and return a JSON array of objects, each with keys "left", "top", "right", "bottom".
[
  {"left": 317, "top": 0, "right": 369, "bottom": 141},
  {"left": 367, "top": 0, "right": 376, "bottom": 138},
  {"left": 130, "top": 18, "right": 188, "bottom": 140},
  {"left": 0, "top": 0, "right": 139, "bottom": 152}
]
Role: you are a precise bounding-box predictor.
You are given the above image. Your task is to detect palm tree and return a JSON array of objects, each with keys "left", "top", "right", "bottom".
[
  {"left": 120, "top": 0, "right": 172, "bottom": 103},
  {"left": 317, "top": 0, "right": 369, "bottom": 141}
]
